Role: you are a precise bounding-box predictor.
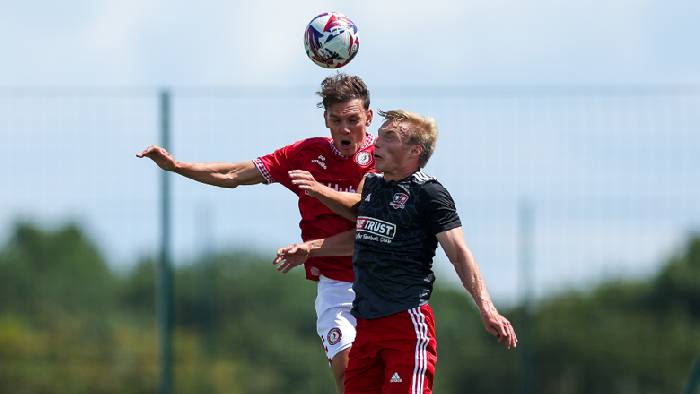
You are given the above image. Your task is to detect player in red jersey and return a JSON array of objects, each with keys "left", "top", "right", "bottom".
[
  {"left": 275, "top": 109, "right": 517, "bottom": 394},
  {"left": 137, "top": 73, "right": 374, "bottom": 393}
]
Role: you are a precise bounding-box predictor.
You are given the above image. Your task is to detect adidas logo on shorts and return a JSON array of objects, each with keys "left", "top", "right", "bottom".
[{"left": 390, "top": 372, "right": 402, "bottom": 383}]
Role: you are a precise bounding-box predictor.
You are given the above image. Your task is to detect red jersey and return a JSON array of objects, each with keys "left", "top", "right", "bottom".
[{"left": 253, "top": 134, "right": 375, "bottom": 282}]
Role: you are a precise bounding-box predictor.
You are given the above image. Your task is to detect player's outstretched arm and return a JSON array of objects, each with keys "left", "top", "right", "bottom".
[
  {"left": 437, "top": 227, "right": 518, "bottom": 349},
  {"left": 273, "top": 230, "right": 356, "bottom": 273},
  {"left": 288, "top": 170, "right": 364, "bottom": 220},
  {"left": 137, "top": 145, "right": 264, "bottom": 188}
]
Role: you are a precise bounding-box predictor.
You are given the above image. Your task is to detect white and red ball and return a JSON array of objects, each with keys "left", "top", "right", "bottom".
[{"left": 304, "top": 12, "right": 359, "bottom": 68}]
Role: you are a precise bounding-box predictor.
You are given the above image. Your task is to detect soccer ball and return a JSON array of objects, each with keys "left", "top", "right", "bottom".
[{"left": 304, "top": 12, "right": 359, "bottom": 68}]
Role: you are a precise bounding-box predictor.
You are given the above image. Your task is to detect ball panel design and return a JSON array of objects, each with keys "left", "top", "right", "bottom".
[{"left": 304, "top": 12, "right": 359, "bottom": 68}]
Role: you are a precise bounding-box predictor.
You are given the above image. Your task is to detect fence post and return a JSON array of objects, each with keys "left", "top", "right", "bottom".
[
  {"left": 682, "top": 356, "right": 700, "bottom": 394},
  {"left": 519, "top": 199, "right": 535, "bottom": 394},
  {"left": 157, "top": 89, "right": 174, "bottom": 394}
]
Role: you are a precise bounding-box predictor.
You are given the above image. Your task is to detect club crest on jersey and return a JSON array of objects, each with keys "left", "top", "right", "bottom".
[
  {"left": 327, "top": 327, "right": 342, "bottom": 345},
  {"left": 354, "top": 151, "right": 372, "bottom": 167},
  {"left": 390, "top": 193, "right": 409, "bottom": 209}
]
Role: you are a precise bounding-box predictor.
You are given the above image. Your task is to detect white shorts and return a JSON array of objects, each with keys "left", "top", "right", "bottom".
[{"left": 315, "top": 275, "right": 357, "bottom": 362}]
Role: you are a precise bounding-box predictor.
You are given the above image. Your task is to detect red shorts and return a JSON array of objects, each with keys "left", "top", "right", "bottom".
[{"left": 344, "top": 304, "right": 437, "bottom": 394}]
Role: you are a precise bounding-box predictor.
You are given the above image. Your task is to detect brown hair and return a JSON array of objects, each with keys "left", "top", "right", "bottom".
[
  {"left": 378, "top": 109, "right": 438, "bottom": 167},
  {"left": 316, "top": 73, "right": 370, "bottom": 110}
]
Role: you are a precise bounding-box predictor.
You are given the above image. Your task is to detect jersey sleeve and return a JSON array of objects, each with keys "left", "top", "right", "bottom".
[
  {"left": 253, "top": 139, "right": 305, "bottom": 185},
  {"left": 422, "top": 181, "right": 462, "bottom": 235},
  {"left": 359, "top": 173, "right": 376, "bottom": 199}
]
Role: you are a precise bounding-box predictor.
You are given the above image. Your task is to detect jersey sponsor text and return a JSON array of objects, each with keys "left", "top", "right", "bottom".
[
  {"left": 326, "top": 183, "right": 357, "bottom": 193},
  {"left": 356, "top": 216, "right": 396, "bottom": 243}
]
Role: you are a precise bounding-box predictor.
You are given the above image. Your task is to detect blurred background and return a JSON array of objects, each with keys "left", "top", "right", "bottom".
[{"left": 1, "top": 1, "right": 699, "bottom": 393}]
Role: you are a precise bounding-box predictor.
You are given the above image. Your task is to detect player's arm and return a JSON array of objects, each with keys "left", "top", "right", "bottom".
[
  {"left": 137, "top": 145, "right": 264, "bottom": 188},
  {"left": 288, "top": 170, "right": 365, "bottom": 220},
  {"left": 273, "top": 230, "right": 356, "bottom": 273},
  {"left": 437, "top": 227, "right": 518, "bottom": 349}
]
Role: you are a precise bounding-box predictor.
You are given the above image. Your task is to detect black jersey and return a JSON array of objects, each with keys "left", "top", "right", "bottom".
[{"left": 351, "top": 170, "right": 462, "bottom": 319}]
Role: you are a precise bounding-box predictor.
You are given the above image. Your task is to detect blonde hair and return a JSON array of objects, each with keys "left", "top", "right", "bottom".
[{"left": 378, "top": 109, "right": 438, "bottom": 167}]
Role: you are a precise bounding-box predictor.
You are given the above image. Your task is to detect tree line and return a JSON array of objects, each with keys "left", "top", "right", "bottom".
[{"left": 0, "top": 221, "right": 698, "bottom": 393}]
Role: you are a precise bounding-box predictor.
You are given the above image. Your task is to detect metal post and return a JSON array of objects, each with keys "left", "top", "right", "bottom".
[
  {"left": 682, "top": 356, "right": 700, "bottom": 394},
  {"left": 157, "top": 89, "right": 174, "bottom": 394},
  {"left": 518, "top": 199, "right": 535, "bottom": 394}
]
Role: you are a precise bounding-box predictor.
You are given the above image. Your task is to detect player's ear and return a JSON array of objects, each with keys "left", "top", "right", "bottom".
[
  {"left": 410, "top": 144, "right": 423, "bottom": 159},
  {"left": 365, "top": 108, "right": 373, "bottom": 126},
  {"left": 323, "top": 110, "right": 330, "bottom": 128}
]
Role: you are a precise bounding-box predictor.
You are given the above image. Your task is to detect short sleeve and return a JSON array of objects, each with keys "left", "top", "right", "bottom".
[
  {"left": 253, "top": 139, "right": 306, "bottom": 185},
  {"left": 421, "top": 182, "right": 462, "bottom": 235},
  {"left": 360, "top": 173, "right": 378, "bottom": 199}
]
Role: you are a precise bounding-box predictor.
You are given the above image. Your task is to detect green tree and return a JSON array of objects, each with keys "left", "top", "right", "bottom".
[
  {"left": 1, "top": 221, "right": 699, "bottom": 394},
  {"left": 0, "top": 221, "right": 116, "bottom": 318}
]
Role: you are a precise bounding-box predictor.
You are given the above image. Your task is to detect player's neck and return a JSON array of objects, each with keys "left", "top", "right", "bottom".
[{"left": 383, "top": 166, "right": 419, "bottom": 181}]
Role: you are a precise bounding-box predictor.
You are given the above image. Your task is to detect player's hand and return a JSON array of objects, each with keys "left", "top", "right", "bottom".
[
  {"left": 480, "top": 309, "right": 518, "bottom": 350},
  {"left": 289, "top": 170, "right": 323, "bottom": 198},
  {"left": 136, "top": 145, "right": 177, "bottom": 171},
  {"left": 273, "top": 242, "right": 311, "bottom": 273}
]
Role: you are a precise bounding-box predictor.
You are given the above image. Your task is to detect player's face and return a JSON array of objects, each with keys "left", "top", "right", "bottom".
[
  {"left": 324, "top": 99, "right": 373, "bottom": 156},
  {"left": 374, "top": 120, "right": 421, "bottom": 179}
]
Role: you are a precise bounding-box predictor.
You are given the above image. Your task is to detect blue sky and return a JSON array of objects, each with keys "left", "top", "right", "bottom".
[
  {"left": 1, "top": 1, "right": 699, "bottom": 302},
  {"left": 2, "top": 1, "right": 699, "bottom": 86}
]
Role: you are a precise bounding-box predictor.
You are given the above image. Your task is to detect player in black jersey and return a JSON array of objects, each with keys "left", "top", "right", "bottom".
[{"left": 275, "top": 109, "right": 517, "bottom": 394}]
